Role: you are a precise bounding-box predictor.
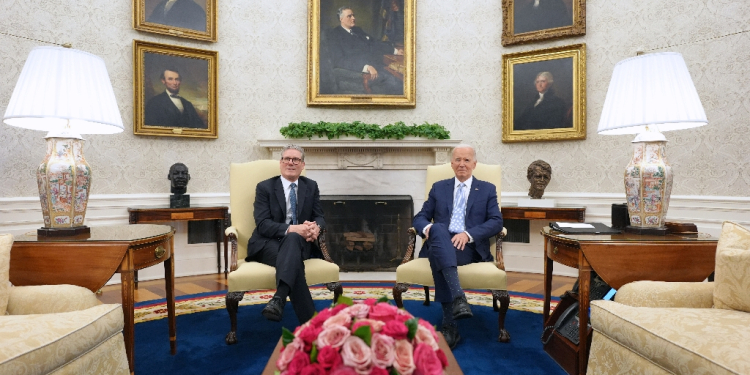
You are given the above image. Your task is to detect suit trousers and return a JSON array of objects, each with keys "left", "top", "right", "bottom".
[
  {"left": 420, "top": 223, "right": 481, "bottom": 303},
  {"left": 249, "top": 233, "right": 316, "bottom": 323}
]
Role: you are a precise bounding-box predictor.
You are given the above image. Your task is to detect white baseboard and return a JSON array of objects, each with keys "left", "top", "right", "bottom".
[{"left": 2, "top": 192, "right": 748, "bottom": 283}]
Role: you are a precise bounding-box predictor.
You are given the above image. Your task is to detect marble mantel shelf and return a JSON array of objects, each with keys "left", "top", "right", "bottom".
[{"left": 259, "top": 139, "right": 461, "bottom": 170}]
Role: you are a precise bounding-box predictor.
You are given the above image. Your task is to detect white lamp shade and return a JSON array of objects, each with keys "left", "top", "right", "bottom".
[
  {"left": 597, "top": 52, "right": 707, "bottom": 135},
  {"left": 3, "top": 46, "right": 123, "bottom": 134}
]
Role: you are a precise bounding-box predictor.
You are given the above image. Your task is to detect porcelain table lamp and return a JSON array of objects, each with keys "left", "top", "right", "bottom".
[
  {"left": 3, "top": 46, "right": 123, "bottom": 236},
  {"left": 597, "top": 52, "right": 707, "bottom": 234}
]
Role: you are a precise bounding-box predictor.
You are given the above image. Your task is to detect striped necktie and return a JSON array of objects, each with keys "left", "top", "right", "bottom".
[
  {"left": 289, "top": 183, "right": 298, "bottom": 225},
  {"left": 448, "top": 183, "right": 467, "bottom": 233}
]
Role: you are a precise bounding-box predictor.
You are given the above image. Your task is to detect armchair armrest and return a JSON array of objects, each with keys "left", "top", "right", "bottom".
[
  {"left": 614, "top": 281, "right": 714, "bottom": 308},
  {"left": 317, "top": 229, "right": 335, "bottom": 263},
  {"left": 225, "top": 226, "right": 239, "bottom": 272},
  {"left": 6, "top": 285, "right": 100, "bottom": 315}
]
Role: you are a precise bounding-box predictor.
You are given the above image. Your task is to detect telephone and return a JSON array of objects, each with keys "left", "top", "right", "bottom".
[{"left": 553, "top": 302, "right": 588, "bottom": 345}]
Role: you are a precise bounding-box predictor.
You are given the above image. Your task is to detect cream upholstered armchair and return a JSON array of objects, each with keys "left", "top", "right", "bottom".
[
  {"left": 0, "top": 234, "right": 129, "bottom": 374},
  {"left": 224, "top": 160, "right": 342, "bottom": 344},
  {"left": 392, "top": 162, "right": 511, "bottom": 342},
  {"left": 588, "top": 221, "right": 750, "bottom": 375}
]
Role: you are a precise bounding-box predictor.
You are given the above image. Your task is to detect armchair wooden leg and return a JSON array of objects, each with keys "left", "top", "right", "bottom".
[
  {"left": 327, "top": 282, "right": 343, "bottom": 304},
  {"left": 393, "top": 283, "right": 410, "bottom": 308},
  {"left": 492, "top": 290, "right": 511, "bottom": 343},
  {"left": 423, "top": 286, "right": 431, "bottom": 306},
  {"left": 225, "top": 291, "right": 245, "bottom": 345}
]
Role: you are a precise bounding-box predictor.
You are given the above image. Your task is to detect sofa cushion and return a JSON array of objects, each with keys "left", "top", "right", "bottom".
[
  {"left": 0, "top": 304, "right": 124, "bottom": 374},
  {"left": 0, "top": 234, "right": 12, "bottom": 315},
  {"left": 591, "top": 300, "right": 750, "bottom": 375},
  {"left": 714, "top": 221, "right": 750, "bottom": 313}
]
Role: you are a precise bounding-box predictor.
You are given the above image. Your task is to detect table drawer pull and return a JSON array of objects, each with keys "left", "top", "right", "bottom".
[
  {"left": 154, "top": 246, "right": 166, "bottom": 259},
  {"left": 553, "top": 246, "right": 559, "bottom": 255}
]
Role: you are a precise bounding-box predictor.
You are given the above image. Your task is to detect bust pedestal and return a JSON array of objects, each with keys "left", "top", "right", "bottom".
[
  {"left": 517, "top": 197, "right": 556, "bottom": 208},
  {"left": 170, "top": 194, "right": 190, "bottom": 208}
]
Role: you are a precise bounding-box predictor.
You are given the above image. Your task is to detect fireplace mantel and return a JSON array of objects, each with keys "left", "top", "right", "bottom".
[{"left": 259, "top": 139, "right": 462, "bottom": 170}]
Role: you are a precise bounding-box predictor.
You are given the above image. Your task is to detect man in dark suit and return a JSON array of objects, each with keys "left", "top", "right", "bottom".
[
  {"left": 327, "top": 6, "right": 403, "bottom": 95},
  {"left": 515, "top": 71, "right": 570, "bottom": 130},
  {"left": 247, "top": 145, "right": 324, "bottom": 324},
  {"left": 147, "top": 0, "right": 206, "bottom": 32},
  {"left": 413, "top": 144, "right": 504, "bottom": 348},
  {"left": 144, "top": 68, "right": 206, "bottom": 129}
]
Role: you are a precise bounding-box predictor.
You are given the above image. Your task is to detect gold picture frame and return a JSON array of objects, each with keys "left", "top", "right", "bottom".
[
  {"left": 502, "top": 43, "right": 586, "bottom": 143},
  {"left": 133, "top": 40, "right": 218, "bottom": 139},
  {"left": 501, "top": 0, "right": 586, "bottom": 46},
  {"left": 133, "top": 0, "right": 217, "bottom": 42},
  {"left": 307, "top": 0, "right": 416, "bottom": 107}
]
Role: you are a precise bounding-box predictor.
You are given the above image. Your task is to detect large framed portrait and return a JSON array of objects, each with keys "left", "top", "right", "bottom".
[
  {"left": 133, "top": 0, "right": 217, "bottom": 42},
  {"left": 133, "top": 40, "right": 218, "bottom": 139},
  {"left": 501, "top": 0, "right": 585, "bottom": 46},
  {"left": 307, "top": 0, "right": 416, "bottom": 107},
  {"left": 502, "top": 44, "right": 586, "bottom": 143}
]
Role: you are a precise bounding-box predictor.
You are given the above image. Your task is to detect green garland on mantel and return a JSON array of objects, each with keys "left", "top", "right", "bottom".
[{"left": 279, "top": 121, "right": 451, "bottom": 140}]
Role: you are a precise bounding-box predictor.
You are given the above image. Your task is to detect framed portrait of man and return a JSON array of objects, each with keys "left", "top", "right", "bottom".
[
  {"left": 133, "top": 0, "right": 217, "bottom": 42},
  {"left": 133, "top": 40, "right": 218, "bottom": 139},
  {"left": 307, "top": 0, "right": 416, "bottom": 107},
  {"left": 502, "top": 44, "right": 586, "bottom": 143},
  {"left": 501, "top": 0, "right": 585, "bottom": 46}
]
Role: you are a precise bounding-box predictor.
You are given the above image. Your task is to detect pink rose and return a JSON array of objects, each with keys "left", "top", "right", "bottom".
[
  {"left": 381, "top": 320, "right": 408, "bottom": 340},
  {"left": 370, "top": 367, "right": 389, "bottom": 375},
  {"left": 330, "top": 303, "right": 349, "bottom": 315},
  {"left": 297, "top": 325, "right": 322, "bottom": 352},
  {"left": 362, "top": 298, "right": 378, "bottom": 306},
  {"left": 340, "top": 336, "right": 373, "bottom": 374},
  {"left": 294, "top": 322, "right": 311, "bottom": 335},
  {"left": 287, "top": 350, "right": 311, "bottom": 375},
  {"left": 329, "top": 365, "right": 358, "bottom": 375},
  {"left": 368, "top": 302, "right": 399, "bottom": 322},
  {"left": 310, "top": 308, "right": 333, "bottom": 328},
  {"left": 394, "top": 311, "right": 412, "bottom": 323},
  {"left": 435, "top": 349, "right": 448, "bottom": 368},
  {"left": 323, "top": 311, "right": 352, "bottom": 329},
  {"left": 300, "top": 363, "right": 326, "bottom": 375},
  {"left": 413, "top": 343, "right": 443, "bottom": 375},
  {"left": 343, "top": 303, "right": 370, "bottom": 319},
  {"left": 316, "top": 325, "right": 351, "bottom": 348},
  {"left": 351, "top": 318, "right": 385, "bottom": 333},
  {"left": 316, "top": 346, "right": 342, "bottom": 370},
  {"left": 393, "top": 339, "right": 415, "bottom": 375},
  {"left": 418, "top": 319, "right": 439, "bottom": 340},
  {"left": 397, "top": 308, "right": 415, "bottom": 320},
  {"left": 276, "top": 338, "right": 304, "bottom": 371},
  {"left": 414, "top": 325, "right": 439, "bottom": 351},
  {"left": 370, "top": 333, "right": 396, "bottom": 368}
]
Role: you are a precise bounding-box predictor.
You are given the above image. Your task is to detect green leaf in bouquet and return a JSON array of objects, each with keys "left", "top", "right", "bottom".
[
  {"left": 377, "top": 295, "right": 390, "bottom": 304},
  {"left": 353, "top": 325, "right": 372, "bottom": 346},
  {"left": 310, "top": 343, "right": 319, "bottom": 363},
  {"left": 281, "top": 327, "right": 295, "bottom": 347},
  {"left": 389, "top": 367, "right": 400, "bottom": 375},
  {"left": 335, "top": 295, "right": 354, "bottom": 307},
  {"left": 405, "top": 318, "right": 419, "bottom": 341}
]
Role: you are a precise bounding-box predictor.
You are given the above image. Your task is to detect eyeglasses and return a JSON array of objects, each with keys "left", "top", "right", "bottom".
[{"left": 280, "top": 157, "right": 303, "bottom": 165}]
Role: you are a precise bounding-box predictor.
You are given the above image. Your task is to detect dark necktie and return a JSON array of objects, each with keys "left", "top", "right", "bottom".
[{"left": 289, "top": 183, "right": 298, "bottom": 225}]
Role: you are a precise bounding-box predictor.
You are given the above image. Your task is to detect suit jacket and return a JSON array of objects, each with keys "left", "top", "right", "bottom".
[
  {"left": 144, "top": 91, "right": 206, "bottom": 129},
  {"left": 515, "top": 90, "right": 570, "bottom": 130},
  {"left": 247, "top": 176, "right": 325, "bottom": 260},
  {"left": 413, "top": 177, "right": 503, "bottom": 262},
  {"left": 147, "top": 0, "right": 207, "bottom": 32},
  {"left": 328, "top": 26, "right": 395, "bottom": 72}
]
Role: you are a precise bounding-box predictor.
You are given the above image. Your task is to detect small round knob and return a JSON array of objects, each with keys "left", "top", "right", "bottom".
[
  {"left": 154, "top": 246, "right": 166, "bottom": 259},
  {"left": 553, "top": 246, "right": 559, "bottom": 255}
]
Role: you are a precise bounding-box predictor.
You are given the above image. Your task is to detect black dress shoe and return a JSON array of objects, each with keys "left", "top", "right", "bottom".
[
  {"left": 262, "top": 296, "right": 285, "bottom": 322},
  {"left": 441, "top": 323, "right": 461, "bottom": 349},
  {"left": 451, "top": 295, "right": 473, "bottom": 320}
]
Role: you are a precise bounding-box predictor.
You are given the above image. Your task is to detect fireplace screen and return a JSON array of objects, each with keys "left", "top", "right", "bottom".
[{"left": 321, "top": 195, "right": 413, "bottom": 272}]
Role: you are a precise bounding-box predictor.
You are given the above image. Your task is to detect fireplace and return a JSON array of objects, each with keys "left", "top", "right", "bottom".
[{"left": 321, "top": 195, "right": 413, "bottom": 272}]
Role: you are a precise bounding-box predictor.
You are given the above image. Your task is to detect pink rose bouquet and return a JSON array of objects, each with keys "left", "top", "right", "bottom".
[{"left": 276, "top": 296, "right": 449, "bottom": 375}]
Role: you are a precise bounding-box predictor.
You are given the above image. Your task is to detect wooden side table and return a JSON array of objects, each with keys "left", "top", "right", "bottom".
[
  {"left": 10, "top": 224, "right": 176, "bottom": 375},
  {"left": 128, "top": 206, "right": 230, "bottom": 277},
  {"left": 541, "top": 227, "right": 718, "bottom": 375}
]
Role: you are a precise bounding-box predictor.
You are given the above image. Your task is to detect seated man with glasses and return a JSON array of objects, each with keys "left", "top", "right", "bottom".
[{"left": 246, "top": 144, "right": 325, "bottom": 323}]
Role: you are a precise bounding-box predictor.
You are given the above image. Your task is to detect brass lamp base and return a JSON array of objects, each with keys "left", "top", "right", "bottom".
[
  {"left": 623, "top": 225, "right": 668, "bottom": 236},
  {"left": 38, "top": 225, "right": 90, "bottom": 237}
]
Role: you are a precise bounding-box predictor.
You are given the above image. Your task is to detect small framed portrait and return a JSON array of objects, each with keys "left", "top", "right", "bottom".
[
  {"left": 502, "top": 43, "right": 586, "bottom": 143},
  {"left": 133, "top": 40, "right": 218, "bottom": 139},
  {"left": 501, "top": 0, "right": 585, "bottom": 46},
  {"left": 133, "top": 0, "right": 217, "bottom": 42},
  {"left": 307, "top": 0, "right": 416, "bottom": 107}
]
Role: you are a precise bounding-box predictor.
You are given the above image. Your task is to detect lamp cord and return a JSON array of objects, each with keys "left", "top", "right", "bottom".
[
  {"left": 0, "top": 31, "right": 71, "bottom": 48},
  {"left": 642, "top": 29, "right": 749, "bottom": 53}
]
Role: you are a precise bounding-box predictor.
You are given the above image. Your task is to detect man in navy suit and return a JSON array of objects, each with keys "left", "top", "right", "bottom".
[
  {"left": 247, "top": 145, "right": 325, "bottom": 324},
  {"left": 413, "top": 144, "right": 504, "bottom": 348},
  {"left": 327, "top": 6, "right": 403, "bottom": 95},
  {"left": 144, "top": 68, "right": 206, "bottom": 129}
]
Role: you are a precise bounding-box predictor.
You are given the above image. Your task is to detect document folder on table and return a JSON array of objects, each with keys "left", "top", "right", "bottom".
[{"left": 549, "top": 222, "right": 621, "bottom": 235}]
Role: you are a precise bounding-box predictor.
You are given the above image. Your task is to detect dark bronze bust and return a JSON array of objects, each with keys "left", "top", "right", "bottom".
[
  {"left": 527, "top": 160, "right": 552, "bottom": 199},
  {"left": 168, "top": 163, "right": 190, "bottom": 208}
]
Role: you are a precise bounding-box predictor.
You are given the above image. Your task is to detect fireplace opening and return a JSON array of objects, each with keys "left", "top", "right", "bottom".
[{"left": 321, "top": 195, "right": 413, "bottom": 272}]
